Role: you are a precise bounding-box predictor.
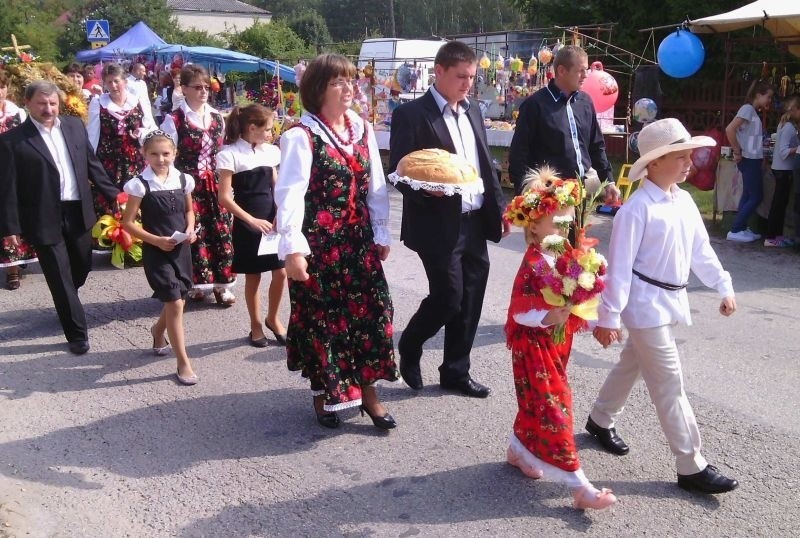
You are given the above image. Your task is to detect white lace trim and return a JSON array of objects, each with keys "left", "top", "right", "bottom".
[
  {"left": 299, "top": 110, "right": 366, "bottom": 148},
  {"left": 189, "top": 281, "right": 236, "bottom": 291},
  {"left": 388, "top": 172, "right": 485, "bottom": 197},
  {"left": 324, "top": 399, "right": 362, "bottom": 412},
  {"left": 508, "top": 433, "right": 589, "bottom": 488},
  {"left": 311, "top": 389, "right": 326, "bottom": 396}
]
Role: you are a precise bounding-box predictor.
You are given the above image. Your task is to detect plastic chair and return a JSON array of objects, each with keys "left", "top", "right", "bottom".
[{"left": 616, "top": 164, "right": 636, "bottom": 201}]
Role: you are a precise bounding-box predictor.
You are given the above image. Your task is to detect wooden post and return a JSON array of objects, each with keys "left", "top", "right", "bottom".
[{"left": 1, "top": 34, "right": 32, "bottom": 58}]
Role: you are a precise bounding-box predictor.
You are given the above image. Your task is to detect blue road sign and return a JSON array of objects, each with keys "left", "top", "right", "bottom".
[{"left": 86, "top": 20, "right": 111, "bottom": 42}]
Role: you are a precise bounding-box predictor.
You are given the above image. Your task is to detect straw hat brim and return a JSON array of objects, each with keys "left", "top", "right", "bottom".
[{"left": 628, "top": 136, "right": 717, "bottom": 182}]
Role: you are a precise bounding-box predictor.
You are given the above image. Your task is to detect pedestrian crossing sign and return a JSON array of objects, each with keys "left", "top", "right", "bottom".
[{"left": 86, "top": 20, "right": 110, "bottom": 42}]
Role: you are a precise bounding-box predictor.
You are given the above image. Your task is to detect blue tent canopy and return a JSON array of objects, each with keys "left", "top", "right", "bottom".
[
  {"left": 76, "top": 21, "right": 166, "bottom": 62},
  {"left": 146, "top": 45, "right": 297, "bottom": 83}
]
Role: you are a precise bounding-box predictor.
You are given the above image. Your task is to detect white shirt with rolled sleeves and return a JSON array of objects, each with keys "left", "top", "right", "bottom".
[
  {"left": 598, "top": 179, "right": 734, "bottom": 330},
  {"left": 275, "top": 110, "right": 391, "bottom": 260}
]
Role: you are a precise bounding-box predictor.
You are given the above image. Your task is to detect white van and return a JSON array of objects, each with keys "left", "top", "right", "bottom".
[{"left": 358, "top": 38, "right": 446, "bottom": 99}]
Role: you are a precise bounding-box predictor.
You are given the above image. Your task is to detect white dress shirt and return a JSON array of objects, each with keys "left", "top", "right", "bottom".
[
  {"left": 275, "top": 110, "right": 390, "bottom": 260},
  {"left": 0, "top": 100, "right": 26, "bottom": 126},
  {"left": 429, "top": 84, "right": 484, "bottom": 212},
  {"left": 87, "top": 92, "right": 157, "bottom": 151},
  {"left": 123, "top": 165, "right": 195, "bottom": 197},
  {"left": 126, "top": 75, "right": 151, "bottom": 107},
  {"left": 160, "top": 101, "right": 223, "bottom": 146},
  {"left": 598, "top": 179, "right": 734, "bottom": 329},
  {"left": 217, "top": 138, "right": 281, "bottom": 173},
  {"left": 30, "top": 117, "right": 80, "bottom": 201}
]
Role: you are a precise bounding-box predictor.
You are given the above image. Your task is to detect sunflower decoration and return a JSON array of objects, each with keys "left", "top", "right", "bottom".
[
  {"left": 504, "top": 166, "right": 583, "bottom": 227},
  {"left": 3, "top": 61, "right": 88, "bottom": 123}
]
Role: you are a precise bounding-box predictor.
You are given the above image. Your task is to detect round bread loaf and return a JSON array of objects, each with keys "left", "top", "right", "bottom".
[{"left": 396, "top": 149, "right": 479, "bottom": 184}]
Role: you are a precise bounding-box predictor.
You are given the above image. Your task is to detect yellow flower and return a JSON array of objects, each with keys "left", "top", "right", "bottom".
[{"left": 578, "top": 249, "right": 606, "bottom": 273}]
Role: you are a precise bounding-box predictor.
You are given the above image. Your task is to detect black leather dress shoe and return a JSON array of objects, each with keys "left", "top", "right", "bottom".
[
  {"left": 440, "top": 377, "right": 491, "bottom": 398},
  {"left": 585, "top": 416, "right": 630, "bottom": 455},
  {"left": 678, "top": 464, "right": 739, "bottom": 494},
  {"left": 68, "top": 340, "right": 90, "bottom": 355},
  {"left": 399, "top": 357, "right": 423, "bottom": 390}
]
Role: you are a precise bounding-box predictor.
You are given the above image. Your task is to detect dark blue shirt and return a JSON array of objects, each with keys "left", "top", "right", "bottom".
[{"left": 508, "top": 80, "right": 613, "bottom": 194}]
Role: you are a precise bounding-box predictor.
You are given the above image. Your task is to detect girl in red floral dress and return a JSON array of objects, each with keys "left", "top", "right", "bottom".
[
  {"left": 161, "top": 65, "right": 235, "bottom": 306},
  {"left": 88, "top": 63, "right": 156, "bottom": 217},
  {"left": 0, "top": 71, "right": 35, "bottom": 290},
  {"left": 505, "top": 174, "right": 617, "bottom": 510},
  {"left": 276, "top": 54, "right": 399, "bottom": 430}
]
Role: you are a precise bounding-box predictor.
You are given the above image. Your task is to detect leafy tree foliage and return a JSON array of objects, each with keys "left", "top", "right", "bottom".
[
  {"left": 228, "top": 21, "right": 313, "bottom": 63},
  {"left": 286, "top": 9, "right": 332, "bottom": 51}
]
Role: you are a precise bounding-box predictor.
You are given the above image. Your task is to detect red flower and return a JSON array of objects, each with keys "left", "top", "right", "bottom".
[
  {"left": 116, "top": 192, "right": 129, "bottom": 204},
  {"left": 317, "top": 210, "right": 334, "bottom": 230}
]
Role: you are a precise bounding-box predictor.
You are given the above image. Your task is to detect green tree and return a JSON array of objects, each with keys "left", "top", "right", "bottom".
[
  {"left": 286, "top": 10, "right": 332, "bottom": 51},
  {"left": 172, "top": 28, "right": 228, "bottom": 48},
  {"left": 1, "top": 0, "right": 71, "bottom": 61},
  {"left": 228, "top": 20, "right": 312, "bottom": 63}
]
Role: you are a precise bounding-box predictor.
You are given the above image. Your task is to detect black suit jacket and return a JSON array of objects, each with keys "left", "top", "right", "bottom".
[
  {"left": 389, "top": 91, "right": 505, "bottom": 254},
  {"left": 0, "top": 116, "right": 119, "bottom": 245}
]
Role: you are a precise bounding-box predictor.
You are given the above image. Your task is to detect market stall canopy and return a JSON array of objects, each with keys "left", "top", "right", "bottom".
[
  {"left": 76, "top": 21, "right": 167, "bottom": 62},
  {"left": 146, "top": 44, "right": 297, "bottom": 82},
  {"left": 689, "top": 0, "right": 800, "bottom": 57}
]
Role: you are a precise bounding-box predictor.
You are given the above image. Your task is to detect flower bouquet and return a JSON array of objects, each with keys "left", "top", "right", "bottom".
[{"left": 91, "top": 192, "right": 143, "bottom": 269}]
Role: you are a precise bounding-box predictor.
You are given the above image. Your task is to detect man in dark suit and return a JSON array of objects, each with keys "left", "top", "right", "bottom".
[
  {"left": 389, "top": 41, "right": 509, "bottom": 398},
  {"left": 0, "top": 81, "right": 120, "bottom": 354}
]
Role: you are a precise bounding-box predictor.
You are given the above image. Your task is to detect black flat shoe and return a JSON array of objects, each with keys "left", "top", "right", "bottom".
[
  {"left": 360, "top": 405, "right": 397, "bottom": 430},
  {"left": 585, "top": 416, "right": 630, "bottom": 456},
  {"left": 440, "top": 377, "right": 491, "bottom": 398},
  {"left": 68, "top": 340, "right": 90, "bottom": 355},
  {"left": 678, "top": 464, "right": 739, "bottom": 494},
  {"left": 316, "top": 412, "right": 341, "bottom": 429},
  {"left": 264, "top": 321, "right": 287, "bottom": 346},
  {"left": 248, "top": 332, "right": 269, "bottom": 348}
]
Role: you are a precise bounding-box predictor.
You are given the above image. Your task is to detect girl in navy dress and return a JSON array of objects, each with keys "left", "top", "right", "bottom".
[
  {"left": 218, "top": 104, "right": 287, "bottom": 346},
  {"left": 122, "top": 131, "right": 199, "bottom": 385}
]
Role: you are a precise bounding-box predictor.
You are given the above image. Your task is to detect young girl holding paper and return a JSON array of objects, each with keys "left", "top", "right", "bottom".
[
  {"left": 122, "top": 131, "right": 199, "bottom": 385},
  {"left": 217, "top": 104, "right": 287, "bottom": 347}
]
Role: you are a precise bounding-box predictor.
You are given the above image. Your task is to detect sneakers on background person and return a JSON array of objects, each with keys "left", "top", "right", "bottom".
[
  {"left": 764, "top": 237, "right": 795, "bottom": 248},
  {"left": 727, "top": 230, "right": 758, "bottom": 242}
]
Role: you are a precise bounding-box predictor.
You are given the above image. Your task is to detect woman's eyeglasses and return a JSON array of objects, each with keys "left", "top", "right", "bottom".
[
  {"left": 329, "top": 79, "right": 354, "bottom": 89},
  {"left": 187, "top": 84, "right": 210, "bottom": 92}
]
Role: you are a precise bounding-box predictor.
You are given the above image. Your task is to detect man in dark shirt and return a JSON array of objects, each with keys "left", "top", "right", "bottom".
[{"left": 509, "top": 45, "right": 618, "bottom": 196}]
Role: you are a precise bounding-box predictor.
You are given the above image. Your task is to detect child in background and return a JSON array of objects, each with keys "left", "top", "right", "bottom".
[
  {"left": 217, "top": 104, "right": 287, "bottom": 347},
  {"left": 588, "top": 118, "right": 739, "bottom": 494},
  {"left": 504, "top": 169, "right": 617, "bottom": 511},
  {"left": 725, "top": 81, "right": 774, "bottom": 242},
  {"left": 766, "top": 95, "right": 800, "bottom": 247},
  {"left": 121, "top": 131, "right": 199, "bottom": 385}
]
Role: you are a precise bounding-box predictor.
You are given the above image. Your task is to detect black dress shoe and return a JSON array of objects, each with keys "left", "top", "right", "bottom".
[
  {"left": 68, "top": 340, "right": 90, "bottom": 355},
  {"left": 585, "top": 416, "right": 630, "bottom": 455},
  {"left": 264, "top": 321, "right": 287, "bottom": 346},
  {"left": 360, "top": 405, "right": 397, "bottom": 430},
  {"left": 440, "top": 377, "right": 491, "bottom": 398},
  {"left": 399, "top": 357, "right": 423, "bottom": 390},
  {"left": 678, "top": 464, "right": 739, "bottom": 494},
  {"left": 316, "top": 412, "right": 341, "bottom": 429},
  {"left": 248, "top": 332, "right": 269, "bottom": 348}
]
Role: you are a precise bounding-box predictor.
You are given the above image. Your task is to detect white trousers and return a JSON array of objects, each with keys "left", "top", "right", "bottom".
[{"left": 589, "top": 324, "right": 707, "bottom": 475}]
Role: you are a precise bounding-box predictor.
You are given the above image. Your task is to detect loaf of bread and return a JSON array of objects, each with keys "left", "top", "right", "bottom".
[{"left": 396, "top": 149, "right": 479, "bottom": 184}]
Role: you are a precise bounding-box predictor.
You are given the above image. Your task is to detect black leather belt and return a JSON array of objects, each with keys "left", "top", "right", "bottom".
[
  {"left": 632, "top": 269, "right": 687, "bottom": 291},
  {"left": 461, "top": 209, "right": 479, "bottom": 218}
]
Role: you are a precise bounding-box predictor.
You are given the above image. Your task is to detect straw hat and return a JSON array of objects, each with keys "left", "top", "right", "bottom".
[{"left": 628, "top": 118, "right": 716, "bottom": 181}]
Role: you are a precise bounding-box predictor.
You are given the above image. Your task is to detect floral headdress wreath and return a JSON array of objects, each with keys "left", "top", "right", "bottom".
[{"left": 503, "top": 166, "right": 583, "bottom": 227}]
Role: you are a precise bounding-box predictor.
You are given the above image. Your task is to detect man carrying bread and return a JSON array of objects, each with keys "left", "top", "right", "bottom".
[
  {"left": 509, "top": 45, "right": 619, "bottom": 200},
  {"left": 389, "top": 40, "right": 509, "bottom": 398}
]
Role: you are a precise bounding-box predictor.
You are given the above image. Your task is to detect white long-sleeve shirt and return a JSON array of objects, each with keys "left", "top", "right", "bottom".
[
  {"left": 598, "top": 179, "right": 734, "bottom": 329},
  {"left": 275, "top": 110, "right": 390, "bottom": 260},
  {"left": 87, "top": 92, "right": 156, "bottom": 151},
  {"left": 771, "top": 121, "right": 799, "bottom": 171}
]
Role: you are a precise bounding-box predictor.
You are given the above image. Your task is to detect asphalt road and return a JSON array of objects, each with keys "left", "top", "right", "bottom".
[{"left": 1, "top": 187, "right": 799, "bottom": 537}]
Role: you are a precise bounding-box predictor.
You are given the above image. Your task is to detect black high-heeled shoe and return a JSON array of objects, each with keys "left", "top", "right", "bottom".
[
  {"left": 265, "top": 320, "right": 287, "bottom": 346},
  {"left": 360, "top": 405, "right": 397, "bottom": 430},
  {"left": 313, "top": 395, "right": 340, "bottom": 429}
]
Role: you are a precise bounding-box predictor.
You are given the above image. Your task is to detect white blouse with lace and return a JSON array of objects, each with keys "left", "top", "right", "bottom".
[
  {"left": 87, "top": 92, "right": 156, "bottom": 151},
  {"left": 275, "top": 110, "right": 391, "bottom": 260}
]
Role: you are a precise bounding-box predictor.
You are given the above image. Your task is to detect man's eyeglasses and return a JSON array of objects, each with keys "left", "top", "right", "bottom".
[
  {"left": 329, "top": 79, "right": 354, "bottom": 89},
  {"left": 187, "top": 84, "right": 210, "bottom": 92}
]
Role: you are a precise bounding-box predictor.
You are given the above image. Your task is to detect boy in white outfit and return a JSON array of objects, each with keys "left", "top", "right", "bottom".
[{"left": 586, "top": 118, "right": 739, "bottom": 494}]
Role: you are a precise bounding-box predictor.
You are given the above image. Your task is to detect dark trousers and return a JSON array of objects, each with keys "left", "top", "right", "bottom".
[
  {"left": 766, "top": 169, "right": 794, "bottom": 239},
  {"left": 33, "top": 202, "right": 92, "bottom": 342},
  {"left": 399, "top": 212, "right": 490, "bottom": 384},
  {"left": 731, "top": 158, "right": 763, "bottom": 232}
]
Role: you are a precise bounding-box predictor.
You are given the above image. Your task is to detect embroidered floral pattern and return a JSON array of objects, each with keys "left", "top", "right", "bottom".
[
  {"left": 0, "top": 110, "right": 37, "bottom": 266},
  {"left": 93, "top": 102, "right": 146, "bottom": 216},
  {"left": 506, "top": 244, "right": 582, "bottom": 472},
  {"left": 286, "top": 124, "right": 398, "bottom": 411},
  {"left": 169, "top": 108, "right": 234, "bottom": 287}
]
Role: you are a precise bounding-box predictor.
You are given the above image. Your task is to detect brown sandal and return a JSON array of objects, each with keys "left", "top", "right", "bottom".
[{"left": 5, "top": 270, "right": 20, "bottom": 291}]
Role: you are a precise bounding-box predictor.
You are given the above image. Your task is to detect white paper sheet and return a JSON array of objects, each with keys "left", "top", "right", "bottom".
[
  {"left": 170, "top": 230, "right": 189, "bottom": 243},
  {"left": 257, "top": 232, "right": 280, "bottom": 256}
]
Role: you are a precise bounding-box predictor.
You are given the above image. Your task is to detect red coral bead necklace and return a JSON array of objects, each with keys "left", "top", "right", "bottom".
[{"left": 318, "top": 113, "right": 355, "bottom": 146}]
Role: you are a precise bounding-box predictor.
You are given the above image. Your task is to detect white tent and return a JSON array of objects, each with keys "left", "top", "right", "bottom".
[{"left": 689, "top": 0, "right": 800, "bottom": 57}]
